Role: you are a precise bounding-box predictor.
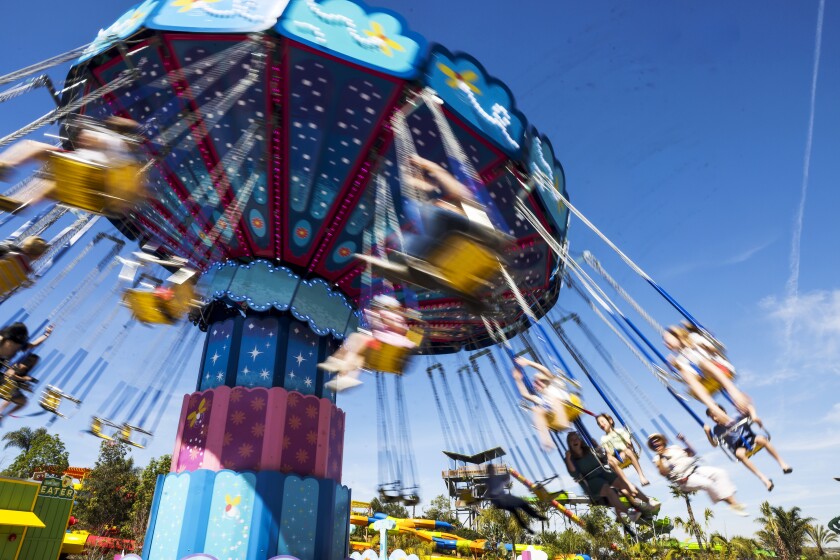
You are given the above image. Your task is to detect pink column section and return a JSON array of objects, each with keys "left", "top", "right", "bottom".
[
  {"left": 261, "top": 388, "right": 289, "bottom": 471},
  {"left": 170, "top": 394, "right": 191, "bottom": 472},
  {"left": 312, "top": 398, "right": 333, "bottom": 478},
  {"left": 168, "top": 386, "right": 344, "bottom": 478},
  {"left": 201, "top": 385, "right": 231, "bottom": 470}
]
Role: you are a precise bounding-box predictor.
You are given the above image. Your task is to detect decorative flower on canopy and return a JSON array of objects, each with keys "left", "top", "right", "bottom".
[
  {"left": 364, "top": 21, "right": 405, "bottom": 57},
  {"left": 171, "top": 0, "right": 221, "bottom": 13},
  {"left": 437, "top": 63, "right": 482, "bottom": 95},
  {"left": 187, "top": 397, "right": 207, "bottom": 427}
]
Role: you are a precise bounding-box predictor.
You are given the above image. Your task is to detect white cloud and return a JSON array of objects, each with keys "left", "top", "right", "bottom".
[
  {"left": 823, "top": 402, "right": 840, "bottom": 423},
  {"left": 760, "top": 289, "right": 840, "bottom": 373}
]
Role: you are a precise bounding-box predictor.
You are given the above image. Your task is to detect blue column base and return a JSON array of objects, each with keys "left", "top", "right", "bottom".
[{"left": 142, "top": 470, "right": 351, "bottom": 560}]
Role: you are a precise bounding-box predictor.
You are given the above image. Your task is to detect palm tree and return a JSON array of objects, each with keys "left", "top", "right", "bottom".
[
  {"left": 755, "top": 501, "right": 814, "bottom": 560},
  {"left": 2, "top": 427, "right": 47, "bottom": 454},
  {"left": 805, "top": 524, "right": 839, "bottom": 557},
  {"left": 669, "top": 486, "right": 705, "bottom": 549}
]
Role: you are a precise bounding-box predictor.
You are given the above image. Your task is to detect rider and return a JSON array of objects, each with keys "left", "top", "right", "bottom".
[
  {"left": 648, "top": 432, "right": 747, "bottom": 516},
  {"left": 319, "top": 294, "right": 417, "bottom": 391},
  {"left": 596, "top": 413, "right": 650, "bottom": 486},
  {"left": 0, "top": 354, "right": 40, "bottom": 424},
  {"left": 0, "top": 116, "right": 143, "bottom": 213},
  {"left": 511, "top": 356, "right": 573, "bottom": 450},
  {"left": 0, "top": 322, "right": 53, "bottom": 360},
  {"left": 663, "top": 325, "right": 759, "bottom": 425},
  {"left": 704, "top": 406, "right": 792, "bottom": 492}
]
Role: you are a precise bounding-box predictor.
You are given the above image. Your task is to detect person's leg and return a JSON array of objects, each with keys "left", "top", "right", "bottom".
[
  {"left": 532, "top": 408, "right": 554, "bottom": 450},
  {"left": 700, "top": 361, "right": 755, "bottom": 420},
  {"left": 517, "top": 499, "right": 548, "bottom": 521},
  {"left": 681, "top": 371, "right": 731, "bottom": 422},
  {"left": 752, "top": 435, "right": 791, "bottom": 473},
  {"left": 0, "top": 140, "right": 55, "bottom": 168},
  {"left": 6, "top": 397, "right": 26, "bottom": 416},
  {"left": 546, "top": 395, "right": 570, "bottom": 432},
  {"left": 623, "top": 449, "right": 650, "bottom": 486},
  {"left": 735, "top": 447, "right": 772, "bottom": 490},
  {"left": 599, "top": 485, "right": 629, "bottom": 518},
  {"left": 607, "top": 455, "right": 639, "bottom": 496}
]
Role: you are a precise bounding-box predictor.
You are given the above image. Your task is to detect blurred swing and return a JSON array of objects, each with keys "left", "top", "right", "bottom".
[
  {"left": 120, "top": 251, "right": 198, "bottom": 325},
  {"left": 38, "top": 385, "right": 81, "bottom": 418},
  {"left": 358, "top": 89, "right": 512, "bottom": 310}
]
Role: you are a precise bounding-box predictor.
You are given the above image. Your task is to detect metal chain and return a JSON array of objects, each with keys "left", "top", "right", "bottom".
[{"left": 0, "top": 44, "right": 92, "bottom": 87}]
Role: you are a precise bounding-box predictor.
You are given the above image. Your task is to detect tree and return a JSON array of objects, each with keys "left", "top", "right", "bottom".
[
  {"left": 755, "top": 501, "right": 814, "bottom": 560},
  {"left": 129, "top": 454, "right": 171, "bottom": 549},
  {"left": 805, "top": 524, "right": 838, "bottom": 557},
  {"left": 670, "top": 486, "right": 705, "bottom": 549},
  {"left": 1, "top": 428, "right": 68, "bottom": 478},
  {"left": 369, "top": 497, "right": 409, "bottom": 519},
  {"left": 2, "top": 427, "right": 48, "bottom": 454},
  {"left": 421, "top": 494, "right": 457, "bottom": 525},
  {"left": 73, "top": 441, "right": 140, "bottom": 537}
]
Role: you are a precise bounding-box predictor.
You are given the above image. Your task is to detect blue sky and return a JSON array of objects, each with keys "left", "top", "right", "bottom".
[{"left": 1, "top": 0, "right": 838, "bottom": 543}]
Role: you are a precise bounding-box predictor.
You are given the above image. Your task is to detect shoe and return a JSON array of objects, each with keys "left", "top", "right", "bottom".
[
  {"left": 730, "top": 503, "right": 749, "bottom": 517},
  {"left": 627, "top": 508, "right": 642, "bottom": 523},
  {"left": 645, "top": 499, "right": 661, "bottom": 515},
  {"left": 317, "top": 358, "right": 343, "bottom": 372},
  {"left": 766, "top": 480, "right": 774, "bottom": 492},
  {"left": 783, "top": 467, "right": 793, "bottom": 475},
  {"left": 324, "top": 375, "right": 363, "bottom": 392}
]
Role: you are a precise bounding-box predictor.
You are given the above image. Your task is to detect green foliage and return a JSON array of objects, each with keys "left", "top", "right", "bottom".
[
  {"left": 369, "top": 497, "right": 409, "bottom": 519},
  {"left": 73, "top": 441, "right": 139, "bottom": 537},
  {"left": 755, "top": 501, "right": 815, "bottom": 560},
  {"left": 129, "top": 454, "right": 171, "bottom": 548},
  {"left": 421, "top": 494, "right": 457, "bottom": 524},
  {"left": 0, "top": 427, "right": 68, "bottom": 478},
  {"left": 805, "top": 524, "right": 839, "bottom": 557}
]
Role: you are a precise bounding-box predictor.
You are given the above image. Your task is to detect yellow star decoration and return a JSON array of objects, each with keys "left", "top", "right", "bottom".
[
  {"left": 364, "top": 21, "right": 405, "bottom": 57},
  {"left": 171, "top": 0, "right": 220, "bottom": 13},
  {"left": 437, "top": 63, "right": 482, "bottom": 95}
]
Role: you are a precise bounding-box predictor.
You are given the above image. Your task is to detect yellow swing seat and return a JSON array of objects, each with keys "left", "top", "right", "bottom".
[
  {"left": 89, "top": 416, "right": 119, "bottom": 441},
  {"left": 426, "top": 233, "right": 500, "bottom": 297},
  {"left": 38, "top": 385, "right": 81, "bottom": 418},
  {"left": 546, "top": 393, "right": 584, "bottom": 430},
  {"left": 123, "top": 281, "right": 196, "bottom": 325},
  {"left": 0, "top": 254, "right": 32, "bottom": 296},
  {"left": 118, "top": 423, "right": 153, "bottom": 449},
  {"left": 362, "top": 330, "right": 423, "bottom": 374},
  {"left": 0, "top": 377, "right": 21, "bottom": 401},
  {"left": 44, "top": 152, "right": 143, "bottom": 216}
]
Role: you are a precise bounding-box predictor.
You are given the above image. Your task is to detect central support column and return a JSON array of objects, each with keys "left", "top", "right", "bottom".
[{"left": 142, "top": 306, "right": 351, "bottom": 560}]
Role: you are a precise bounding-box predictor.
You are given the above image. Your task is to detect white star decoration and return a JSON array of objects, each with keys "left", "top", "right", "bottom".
[
  {"left": 211, "top": 351, "right": 220, "bottom": 364},
  {"left": 295, "top": 353, "right": 305, "bottom": 365},
  {"left": 304, "top": 377, "right": 312, "bottom": 387},
  {"left": 248, "top": 322, "right": 255, "bottom": 329},
  {"left": 249, "top": 346, "right": 263, "bottom": 360},
  {"left": 259, "top": 369, "right": 270, "bottom": 380},
  {"left": 216, "top": 372, "right": 225, "bottom": 382},
  {"left": 242, "top": 366, "right": 250, "bottom": 375},
  {"left": 289, "top": 371, "right": 296, "bottom": 379}
]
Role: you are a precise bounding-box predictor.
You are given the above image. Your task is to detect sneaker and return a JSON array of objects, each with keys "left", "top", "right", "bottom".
[
  {"left": 643, "top": 499, "right": 661, "bottom": 515},
  {"left": 324, "top": 375, "right": 363, "bottom": 393},
  {"left": 627, "top": 508, "right": 642, "bottom": 523},
  {"left": 730, "top": 503, "right": 749, "bottom": 517}
]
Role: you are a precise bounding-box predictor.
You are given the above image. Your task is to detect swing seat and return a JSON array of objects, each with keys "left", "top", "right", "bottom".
[
  {"left": 44, "top": 152, "right": 143, "bottom": 216},
  {"left": 362, "top": 330, "right": 423, "bottom": 374},
  {"left": 0, "top": 254, "right": 32, "bottom": 297},
  {"left": 0, "top": 378, "right": 21, "bottom": 401},
  {"left": 401, "top": 490, "right": 421, "bottom": 507},
  {"left": 118, "top": 423, "right": 153, "bottom": 449},
  {"left": 457, "top": 488, "right": 479, "bottom": 506},
  {"left": 123, "top": 281, "right": 196, "bottom": 325},
  {"left": 546, "top": 393, "right": 584, "bottom": 430},
  {"left": 378, "top": 486, "right": 404, "bottom": 504},
  {"left": 38, "top": 385, "right": 81, "bottom": 418},
  {"left": 89, "top": 416, "right": 119, "bottom": 441},
  {"left": 425, "top": 232, "right": 501, "bottom": 296}
]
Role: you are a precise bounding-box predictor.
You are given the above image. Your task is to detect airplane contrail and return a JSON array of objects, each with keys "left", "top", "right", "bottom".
[{"left": 785, "top": 0, "right": 825, "bottom": 346}]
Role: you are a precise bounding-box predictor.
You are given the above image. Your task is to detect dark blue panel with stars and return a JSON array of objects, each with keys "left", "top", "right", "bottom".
[
  {"left": 199, "top": 318, "right": 235, "bottom": 391},
  {"left": 235, "top": 316, "right": 279, "bottom": 388},
  {"left": 283, "top": 321, "right": 319, "bottom": 396}
]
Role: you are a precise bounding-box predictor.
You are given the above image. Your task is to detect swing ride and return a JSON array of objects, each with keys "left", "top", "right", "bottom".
[{"left": 0, "top": 1, "right": 787, "bottom": 558}]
